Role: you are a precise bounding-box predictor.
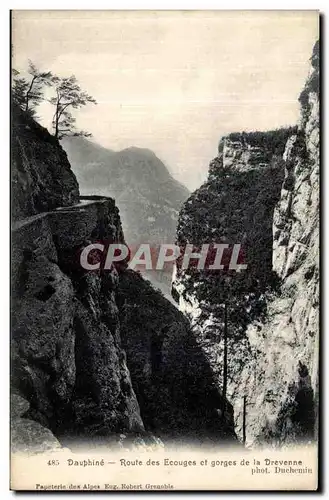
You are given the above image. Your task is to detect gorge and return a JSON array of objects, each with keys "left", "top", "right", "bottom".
[
  {"left": 11, "top": 40, "right": 319, "bottom": 453},
  {"left": 173, "top": 40, "right": 319, "bottom": 446}
]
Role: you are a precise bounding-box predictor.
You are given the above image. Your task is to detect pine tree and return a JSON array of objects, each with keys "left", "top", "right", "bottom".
[
  {"left": 49, "top": 75, "right": 96, "bottom": 139},
  {"left": 12, "top": 61, "right": 55, "bottom": 117},
  {"left": 12, "top": 69, "right": 29, "bottom": 109}
]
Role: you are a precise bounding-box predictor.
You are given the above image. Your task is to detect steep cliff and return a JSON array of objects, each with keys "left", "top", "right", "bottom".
[
  {"left": 11, "top": 197, "right": 146, "bottom": 447},
  {"left": 61, "top": 137, "right": 189, "bottom": 247},
  {"left": 242, "top": 40, "right": 320, "bottom": 445},
  {"left": 173, "top": 41, "right": 319, "bottom": 446},
  {"left": 12, "top": 105, "right": 79, "bottom": 220},
  {"left": 11, "top": 108, "right": 235, "bottom": 452}
]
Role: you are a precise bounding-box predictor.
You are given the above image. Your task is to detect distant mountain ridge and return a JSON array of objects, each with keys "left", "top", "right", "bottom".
[{"left": 61, "top": 137, "right": 189, "bottom": 247}]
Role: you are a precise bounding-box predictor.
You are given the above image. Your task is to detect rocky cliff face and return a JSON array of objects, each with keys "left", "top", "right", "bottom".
[
  {"left": 11, "top": 108, "right": 235, "bottom": 452},
  {"left": 173, "top": 41, "right": 319, "bottom": 447},
  {"left": 11, "top": 197, "right": 146, "bottom": 447},
  {"left": 12, "top": 105, "right": 79, "bottom": 220},
  {"left": 243, "top": 40, "right": 320, "bottom": 446}
]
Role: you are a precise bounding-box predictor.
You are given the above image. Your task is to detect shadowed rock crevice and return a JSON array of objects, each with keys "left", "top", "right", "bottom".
[{"left": 117, "top": 270, "right": 236, "bottom": 445}]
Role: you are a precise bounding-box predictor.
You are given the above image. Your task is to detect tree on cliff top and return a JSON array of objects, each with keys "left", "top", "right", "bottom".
[
  {"left": 24, "top": 61, "right": 55, "bottom": 114},
  {"left": 12, "top": 61, "right": 55, "bottom": 117},
  {"left": 49, "top": 75, "right": 97, "bottom": 139},
  {"left": 12, "top": 69, "right": 28, "bottom": 110},
  {"left": 12, "top": 55, "right": 96, "bottom": 138}
]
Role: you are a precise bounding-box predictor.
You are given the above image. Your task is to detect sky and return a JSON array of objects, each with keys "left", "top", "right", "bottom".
[{"left": 12, "top": 10, "right": 319, "bottom": 191}]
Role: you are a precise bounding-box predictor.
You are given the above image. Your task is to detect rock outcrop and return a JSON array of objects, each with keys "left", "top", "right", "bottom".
[
  {"left": 11, "top": 196, "right": 145, "bottom": 445},
  {"left": 11, "top": 394, "right": 62, "bottom": 454},
  {"left": 173, "top": 41, "right": 319, "bottom": 446}
]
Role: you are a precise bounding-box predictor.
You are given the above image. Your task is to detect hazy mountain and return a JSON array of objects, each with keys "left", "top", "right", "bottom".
[
  {"left": 61, "top": 137, "right": 190, "bottom": 293},
  {"left": 61, "top": 137, "right": 189, "bottom": 244}
]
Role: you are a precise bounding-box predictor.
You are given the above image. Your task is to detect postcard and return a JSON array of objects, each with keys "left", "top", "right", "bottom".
[{"left": 10, "top": 10, "right": 319, "bottom": 491}]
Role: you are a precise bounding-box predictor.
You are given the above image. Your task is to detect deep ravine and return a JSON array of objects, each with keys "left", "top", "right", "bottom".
[{"left": 172, "top": 40, "right": 319, "bottom": 447}]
